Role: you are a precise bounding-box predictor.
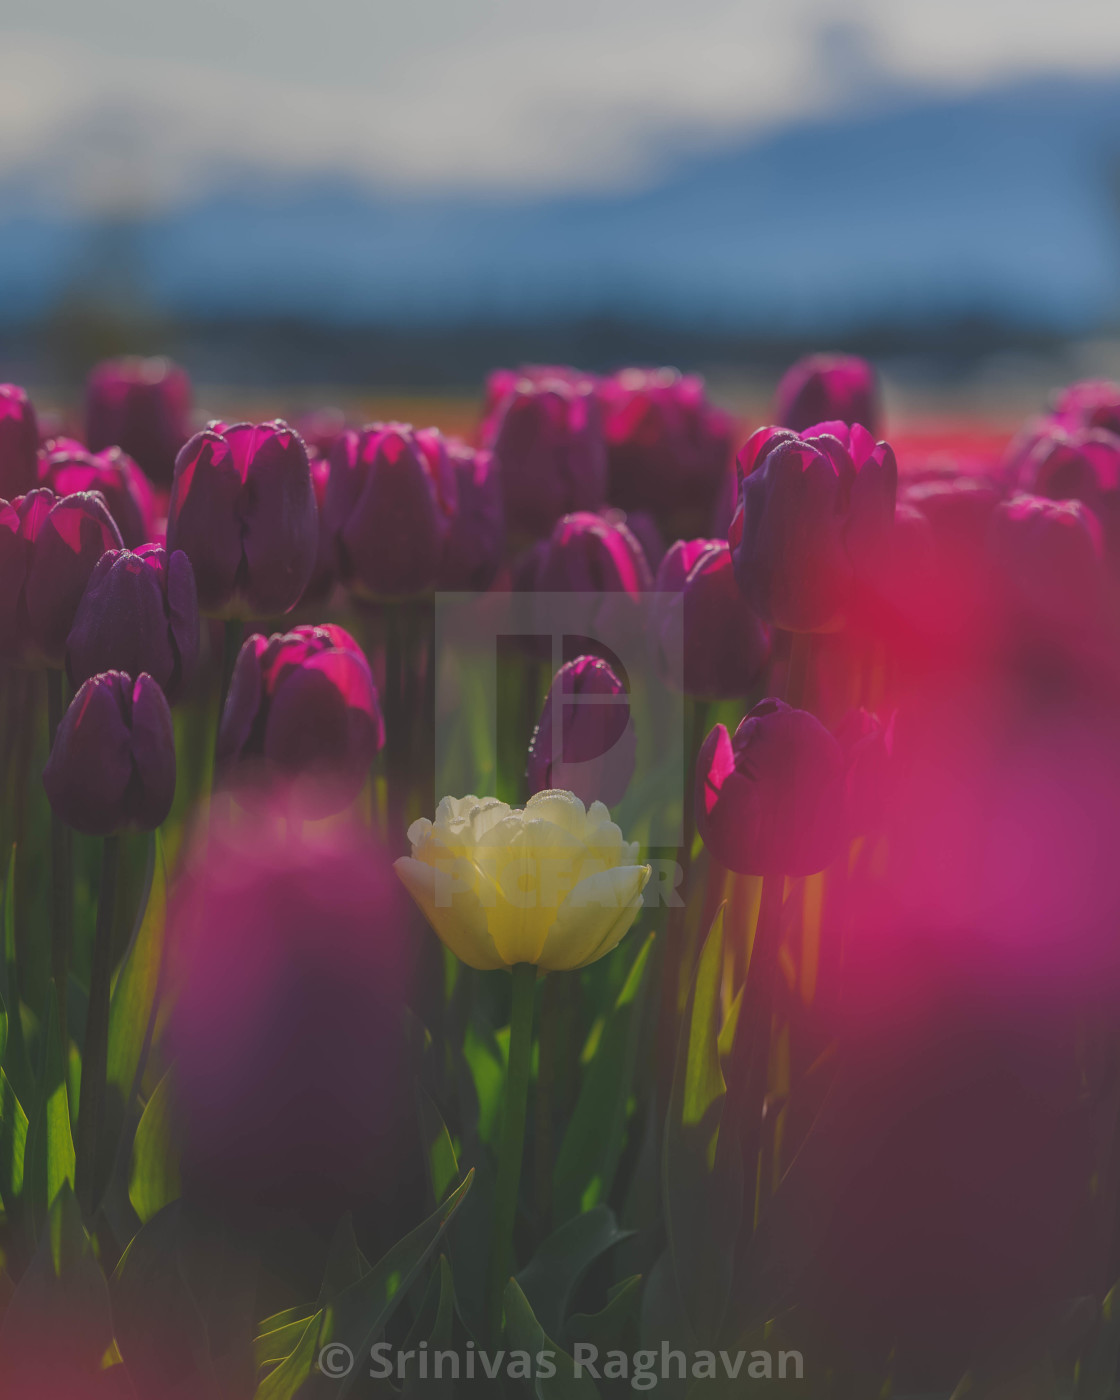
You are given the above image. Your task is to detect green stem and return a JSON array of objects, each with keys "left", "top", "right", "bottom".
[
  {"left": 384, "top": 604, "right": 407, "bottom": 847},
  {"left": 487, "top": 962, "right": 536, "bottom": 1341},
  {"left": 213, "top": 617, "right": 245, "bottom": 785},
  {"left": 75, "top": 833, "right": 120, "bottom": 1217},
  {"left": 46, "top": 668, "right": 72, "bottom": 1059},
  {"left": 534, "top": 972, "right": 562, "bottom": 1239}
]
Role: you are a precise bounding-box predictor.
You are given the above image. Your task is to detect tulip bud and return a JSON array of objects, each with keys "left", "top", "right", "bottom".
[
  {"left": 483, "top": 378, "right": 607, "bottom": 538},
  {"left": 527, "top": 655, "right": 636, "bottom": 807},
  {"left": 0, "top": 488, "right": 124, "bottom": 666},
  {"left": 297, "top": 455, "right": 336, "bottom": 608},
  {"left": 325, "top": 422, "right": 455, "bottom": 599},
  {"left": 1051, "top": 378, "right": 1120, "bottom": 437},
  {"left": 696, "top": 698, "right": 846, "bottom": 875},
  {"left": 432, "top": 435, "right": 506, "bottom": 591},
  {"left": 1013, "top": 424, "right": 1120, "bottom": 559},
  {"left": 480, "top": 365, "right": 596, "bottom": 444},
  {"left": 218, "top": 623, "right": 385, "bottom": 816},
  {"left": 67, "top": 545, "right": 199, "bottom": 700},
  {"left": 600, "top": 368, "right": 734, "bottom": 534},
  {"left": 85, "top": 355, "right": 192, "bottom": 487},
  {"left": 38, "top": 443, "right": 156, "bottom": 547},
  {"left": 987, "top": 492, "right": 1106, "bottom": 634},
  {"left": 519, "top": 510, "right": 652, "bottom": 594},
  {"left": 43, "top": 671, "right": 175, "bottom": 834},
  {"left": 731, "top": 421, "right": 897, "bottom": 633},
  {"left": 0, "top": 384, "right": 39, "bottom": 499},
  {"left": 169, "top": 818, "right": 415, "bottom": 1226},
  {"left": 651, "top": 539, "right": 770, "bottom": 699},
  {"left": 167, "top": 420, "right": 318, "bottom": 617},
  {"left": 774, "top": 353, "right": 882, "bottom": 436}
]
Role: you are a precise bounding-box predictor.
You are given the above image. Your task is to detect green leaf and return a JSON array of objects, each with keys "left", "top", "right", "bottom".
[
  {"left": 0, "top": 1183, "right": 113, "bottom": 1379},
  {"left": 567, "top": 1274, "right": 642, "bottom": 1353},
  {"left": 23, "top": 990, "right": 75, "bottom": 1217},
  {"left": 663, "top": 904, "right": 742, "bottom": 1347},
  {"left": 418, "top": 1084, "right": 460, "bottom": 1205},
  {"left": 254, "top": 1312, "right": 322, "bottom": 1400},
  {"left": 1, "top": 845, "right": 33, "bottom": 1104},
  {"left": 554, "top": 934, "right": 653, "bottom": 1221},
  {"left": 1076, "top": 1281, "right": 1120, "bottom": 1400},
  {"left": 0, "top": 1068, "right": 28, "bottom": 1208},
  {"left": 463, "top": 1013, "right": 506, "bottom": 1147},
  {"left": 516, "top": 1205, "right": 630, "bottom": 1342},
  {"left": 106, "top": 831, "right": 167, "bottom": 1111},
  {"left": 504, "top": 1276, "right": 600, "bottom": 1399},
  {"left": 296, "top": 1169, "right": 475, "bottom": 1400},
  {"left": 128, "top": 1065, "right": 180, "bottom": 1223},
  {"left": 318, "top": 1214, "right": 369, "bottom": 1305},
  {"left": 401, "top": 1255, "right": 457, "bottom": 1399},
  {"left": 255, "top": 1310, "right": 317, "bottom": 1373}
]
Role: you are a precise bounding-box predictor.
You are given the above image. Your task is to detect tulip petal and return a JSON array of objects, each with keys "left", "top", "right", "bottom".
[
  {"left": 536, "top": 863, "right": 650, "bottom": 971},
  {"left": 394, "top": 856, "right": 506, "bottom": 971}
]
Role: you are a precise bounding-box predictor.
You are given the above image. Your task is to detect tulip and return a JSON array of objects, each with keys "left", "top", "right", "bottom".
[
  {"left": 518, "top": 510, "right": 652, "bottom": 595},
  {"left": 696, "top": 698, "right": 846, "bottom": 875},
  {"left": 218, "top": 623, "right": 384, "bottom": 816},
  {"left": 774, "top": 353, "right": 882, "bottom": 436},
  {"left": 731, "top": 421, "right": 897, "bottom": 633},
  {"left": 1013, "top": 423, "right": 1120, "bottom": 559},
  {"left": 1051, "top": 378, "right": 1120, "bottom": 437},
  {"left": 599, "top": 368, "right": 734, "bottom": 534},
  {"left": 897, "top": 472, "right": 1003, "bottom": 551},
  {"left": 294, "top": 405, "right": 348, "bottom": 460},
  {"left": 38, "top": 443, "right": 156, "bottom": 547},
  {"left": 651, "top": 538, "right": 770, "bottom": 699},
  {"left": 526, "top": 656, "right": 636, "bottom": 807},
  {"left": 483, "top": 377, "right": 607, "bottom": 538},
  {"left": 986, "top": 492, "right": 1106, "bottom": 635},
  {"left": 395, "top": 790, "right": 650, "bottom": 972},
  {"left": 433, "top": 435, "right": 506, "bottom": 590},
  {"left": 0, "top": 384, "right": 39, "bottom": 499},
  {"left": 42, "top": 671, "right": 175, "bottom": 835},
  {"left": 167, "top": 420, "right": 318, "bottom": 617},
  {"left": 0, "top": 488, "right": 124, "bottom": 667},
  {"left": 835, "top": 706, "right": 895, "bottom": 837},
  {"left": 85, "top": 355, "right": 192, "bottom": 487},
  {"left": 67, "top": 545, "right": 199, "bottom": 700},
  {"left": 298, "top": 454, "right": 336, "bottom": 607},
  {"left": 480, "top": 364, "right": 596, "bottom": 445},
  {"left": 324, "top": 422, "right": 456, "bottom": 599},
  {"left": 168, "top": 817, "right": 415, "bottom": 1228}
]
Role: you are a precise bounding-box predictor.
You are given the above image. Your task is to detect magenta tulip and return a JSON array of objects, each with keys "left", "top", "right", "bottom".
[
  {"left": 774, "top": 353, "right": 882, "bottom": 436},
  {"left": 85, "top": 355, "right": 192, "bottom": 487},
  {"left": 38, "top": 443, "right": 155, "bottom": 547},
  {"left": 526, "top": 655, "right": 636, "bottom": 807},
  {"left": 167, "top": 420, "right": 318, "bottom": 617},
  {"left": 0, "top": 384, "right": 39, "bottom": 500},
  {"left": 431, "top": 434, "right": 505, "bottom": 591}
]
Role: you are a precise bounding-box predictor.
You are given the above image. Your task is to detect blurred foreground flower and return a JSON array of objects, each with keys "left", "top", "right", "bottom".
[
  {"left": 67, "top": 545, "right": 199, "bottom": 700},
  {"left": 0, "top": 383, "right": 39, "bottom": 499},
  {"left": 39, "top": 442, "right": 156, "bottom": 547},
  {"left": 0, "top": 487, "right": 123, "bottom": 666},
  {"left": 325, "top": 422, "right": 456, "bottom": 598},
  {"left": 774, "top": 353, "right": 881, "bottom": 435},
  {"left": 527, "top": 655, "right": 636, "bottom": 807},
  {"left": 1052, "top": 377, "right": 1120, "bottom": 437},
  {"left": 85, "top": 355, "right": 192, "bottom": 487},
  {"left": 170, "top": 816, "right": 414, "bottom": 1227},
  {"left": 167, "top": 419, "right": 318, "bottom": 617},
  {"left": 218, "top": 623, "right": 384, "bottom": 816},
  {"left": 43, "top": 671, "right": 175, "bottom": 834},
  {"left": 483, "top": 377, "right": 606, "bottom": 538},
  {"left": 395, "top": 790, "right": 650, "bottom": 971},
  {"left": 731, "top": 421, "right": 897, "bottom": 633},
  {"left": 696, "top": 698, "right": 846, "bottom": 875}
]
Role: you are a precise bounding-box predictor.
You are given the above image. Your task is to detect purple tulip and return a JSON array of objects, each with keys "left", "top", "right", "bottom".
[
  {"left": 294, "top": 405, "right": 348, "bottom": 460},
  {"left": 85, "top": 355, "right": 192, "bottom": 487},
  {"left": 483, "top": 377, "right": 607, "bottom": 538},
  {"left": 42, "top": 671, "right": 175, "bottom": 834},
  {"left": 325, "top": 422, "right": 456, "bottom": 599},
  {"left": 696, "top": 698, "right": 846, "bottom": 875},
  {"left": 600, "top": 368, "right": 734, "bottom": 532},
  {"left": 774, "top": 354, "right": 882, "bottom": 436},
  {"left": 431, "top": 434, "right": 506, "bottom": 591},
  {"left": 518, "top": 510, "right": 652, "bottom": 594},
  {"left": 0, "top": 488, "right": 124, "bottom": 666},
  {"left": 0, "top": 384, "right": 39, "bottom": 500},
  {"left": 218, "top": 623, "right": 385, "bottom": 816},
  {"left": 480, "top": 364, "right": 596, "bottom": 443},
  {"left": 167, "top": 420, "right": 318, "bottom": 618},
  {"left": 898, "top": 472, "right": 1004, "bottom": 550},
  {"left": 651, "top": 538, "right": 770, "bottom": 699},
  {"left": 38, "top": 443, "right": 155, "bottom": 547},
  {"left": 730, "top": 420, "right": 897, "bottom": 633},
  {"left": 987, "top": 492, "right": 1106, "bottom": 634},
  {"left": 297, "top": 454, "right": 336, "bottom": 608},
  {"left": 67, "top": 545, "right": 199, "bottom": 700},
  {"left": 1012, "top": 423, "right": 1120, "bottom": 559},
  {"left": 168, "top": 816, "right": 414, "bottom": 1226},
  {"left": 526, "top": 655, "right": 636, "bottom": 807}
]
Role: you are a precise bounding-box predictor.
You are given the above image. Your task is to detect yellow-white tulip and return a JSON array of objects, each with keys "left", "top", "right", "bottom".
[{"left": 394, "top": 790, "right": 651, "bottom": 971}]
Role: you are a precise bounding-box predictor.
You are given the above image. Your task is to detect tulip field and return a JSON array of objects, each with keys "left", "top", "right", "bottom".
[{"left": 3, "top": 354, "right": 1120, "bottom": 1397}]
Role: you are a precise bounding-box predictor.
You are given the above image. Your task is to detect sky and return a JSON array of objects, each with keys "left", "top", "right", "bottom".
[{"left": 4, "top": 0, "right": 1120, "bottom": 212}]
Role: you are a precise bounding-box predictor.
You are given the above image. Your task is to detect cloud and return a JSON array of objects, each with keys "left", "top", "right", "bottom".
[{"left": 3, "top": 0, "right": 1120, "bottom": 212}]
